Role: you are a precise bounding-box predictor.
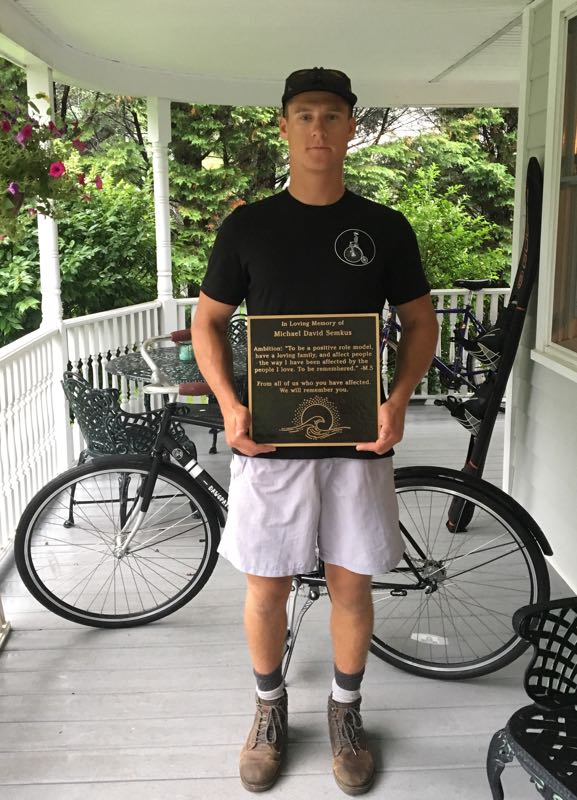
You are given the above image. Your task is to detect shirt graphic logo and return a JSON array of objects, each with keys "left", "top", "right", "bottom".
[{"left": 335, "top": 229, "right": 376, "bottom": 266}]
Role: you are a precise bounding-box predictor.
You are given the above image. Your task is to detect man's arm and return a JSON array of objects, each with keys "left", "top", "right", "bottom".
[
  {"left": 191, "top": 292, "right": 275, "bottom": 456},
  {"left": 356, "top": 294, "right": 438, "bottom": 454}
]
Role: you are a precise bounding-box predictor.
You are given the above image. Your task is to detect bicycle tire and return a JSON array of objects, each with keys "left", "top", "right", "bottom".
[
  {"left": 370, "top": 467, "right": 550, "bottom": 679},
  {"left": 15, "top": 455, "right": 221, "bottom": 628}
]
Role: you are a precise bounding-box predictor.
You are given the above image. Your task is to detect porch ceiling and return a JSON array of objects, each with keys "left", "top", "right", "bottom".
[{"left": 0, "top": 0, "right": 533, "bottom": 107}]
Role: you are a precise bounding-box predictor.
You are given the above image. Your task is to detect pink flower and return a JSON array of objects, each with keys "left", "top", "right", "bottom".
[
  {"left": 48, "top": 161, "right": 66, "bottom": 178},
  {"left": 94, "top": 175, "right": 103, "bottom": 190},
  {"left": 77, "top": 173, "right": 86, "bottom": 186},
  {"left": 72, "top": 138, "right": 87, "bottom": 154},
  {"left": 15, "top": 123, "right": 33, "bottom": 145},
  {"left": 7, "top": 181, "right": 20, "bottom": 196},
  {"left": 27, "top": 207, "right": 37, "bottom": 216},
  {"left": 1, "top": 120, "right": 11, "bottom": 133}
]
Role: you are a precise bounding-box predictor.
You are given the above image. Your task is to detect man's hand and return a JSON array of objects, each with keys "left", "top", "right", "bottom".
[
  {"left": 223, "top": 404, "right": 276, "bottom": 456},
  {"left": 355, "top": 400, "right": 406, "bottom": 455}
]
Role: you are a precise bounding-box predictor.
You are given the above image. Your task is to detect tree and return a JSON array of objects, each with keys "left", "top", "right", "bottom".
[
  {"left": 395, "top": 165, "right": 502, "bottom": 287},
  {"left": 345, "top": 109, "right": 516, "bottom": 284},
  {"left": 168, "top": 103, "right": 286, "bottom": 294}
]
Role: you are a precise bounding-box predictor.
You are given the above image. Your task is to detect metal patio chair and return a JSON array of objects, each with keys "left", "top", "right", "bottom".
[
  {"left": 61, "top": 371, "right": 197, "bottom": 527},
  {"left": 487, "top": 596, "right": 577, "bottom": 800}
]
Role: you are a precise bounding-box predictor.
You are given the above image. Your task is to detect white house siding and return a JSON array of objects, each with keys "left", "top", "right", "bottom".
[{"left": 507, "top": 0, "right": 577, "bottom": 590}]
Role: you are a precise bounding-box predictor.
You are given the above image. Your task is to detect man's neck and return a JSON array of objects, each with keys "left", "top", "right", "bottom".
[{"left": 286, "top": 171, "right": 346, "bottom": 206}]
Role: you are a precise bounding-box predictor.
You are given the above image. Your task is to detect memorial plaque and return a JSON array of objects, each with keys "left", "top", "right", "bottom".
[{"left": 248, "top": 313, "right": 380, "bottom": 446}]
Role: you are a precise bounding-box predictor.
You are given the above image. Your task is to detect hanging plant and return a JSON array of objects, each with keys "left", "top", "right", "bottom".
[{"left": 0, "top": 91, "right": 98, "bottom": 238}]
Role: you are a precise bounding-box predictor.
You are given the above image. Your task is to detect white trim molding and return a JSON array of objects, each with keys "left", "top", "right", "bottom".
[{"left": 534, "top": 0, "right": 577, "bottom": 377}]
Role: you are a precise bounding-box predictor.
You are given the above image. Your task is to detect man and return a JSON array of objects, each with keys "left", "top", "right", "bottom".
[{"left": 191, "top": 67, "right": 438, "bottom": 795}]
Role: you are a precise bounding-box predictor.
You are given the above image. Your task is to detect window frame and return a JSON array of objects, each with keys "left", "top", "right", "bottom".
[{"left": 534, "top": 0, "right": 577, "bottom": 380}]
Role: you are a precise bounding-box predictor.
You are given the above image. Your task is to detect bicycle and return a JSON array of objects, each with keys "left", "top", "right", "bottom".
[
  {"left": 381, "top": 278, "right": 509, "bottom": 395},
  {"left": 14, "top": 336, "right": 552, "bottom": 681}
]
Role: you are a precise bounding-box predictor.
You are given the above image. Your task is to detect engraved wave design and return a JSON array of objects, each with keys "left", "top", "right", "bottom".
[{"left": 280, "top": 398, "right": 350, "bottom": 440}]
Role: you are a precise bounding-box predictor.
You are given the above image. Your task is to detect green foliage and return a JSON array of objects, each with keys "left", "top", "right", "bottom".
[
  {"left": 0, "top": 231, "right": 41, "bottom": 343},
  {"left": 56, "top": 180, "right": 157, "bottom": 316},
  {"left": 394, "top": 165, "right": 502, "bottom": 288},
  {"left": 345, "top": 109, "right": 515, "bottom": 287},
  {"left": 0, "top": 179, "right": 156, "bottom": 344},
  {"left": 169, "top": 103, "right": 285, "bottom": 292},
  {"left": 0, "top": 57, "right": 517, "bottom": 345},
  {"left": 355, "top": 108, "right": 516, "bottom": 246}
]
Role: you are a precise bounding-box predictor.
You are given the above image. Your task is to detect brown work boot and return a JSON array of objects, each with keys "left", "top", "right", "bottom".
[
  {"left": 328, "top": 695, "right": 375, "bottom": 795},
  {"left": 239, "top": 691, "right": 288, "bottom": 792}
]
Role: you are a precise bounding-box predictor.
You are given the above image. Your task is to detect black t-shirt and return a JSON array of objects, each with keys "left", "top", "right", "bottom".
[{"left": 201, "top": 188, "right": 430, "bottom": 459}]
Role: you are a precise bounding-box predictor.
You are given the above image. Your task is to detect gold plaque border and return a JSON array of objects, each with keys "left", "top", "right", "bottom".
[{"left": 247, "top": 313, "right": 381, "bottom": 446}]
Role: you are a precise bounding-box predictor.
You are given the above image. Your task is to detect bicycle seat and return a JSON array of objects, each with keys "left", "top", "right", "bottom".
[{"left": 453, "top": 279, "right": 509, "bottom": 290}]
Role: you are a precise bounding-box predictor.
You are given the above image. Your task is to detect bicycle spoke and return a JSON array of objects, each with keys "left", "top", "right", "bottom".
[
  {"left": 21, "top": 467, "right": 217, "bottom": 622},
  {"left": 371, "top": 474, "right": 545, "bottom": 675}
]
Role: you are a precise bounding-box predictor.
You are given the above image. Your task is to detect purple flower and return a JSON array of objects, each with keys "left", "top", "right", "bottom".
[
  {"left": 7, "top": 181, "right": 20, "bottom": 196},
  {"left": 15, "top": 123, "right": 33, "bottom": 146}
]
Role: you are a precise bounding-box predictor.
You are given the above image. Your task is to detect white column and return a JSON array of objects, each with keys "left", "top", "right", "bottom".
[
  {"left": 26, "top": 64, "right": 73, "bottom": 470},
  {"left": 147, "top": 97, "right": 177, "bottom": 331},
  {"left": 26, "top": 64, "right": 63, "bottom": 329}
]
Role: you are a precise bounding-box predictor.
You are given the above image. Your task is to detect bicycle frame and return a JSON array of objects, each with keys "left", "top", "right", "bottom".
[
  {"left": 118, "top": 401, "right": 432, "bottom": 590},
  {"left": 381, "top": 295, "right": 489, "bottom": 393}
]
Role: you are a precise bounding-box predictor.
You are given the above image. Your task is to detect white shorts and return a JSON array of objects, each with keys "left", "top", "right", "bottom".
[{"left": 218, "top": 456, "right": 403, "bottom": 577}]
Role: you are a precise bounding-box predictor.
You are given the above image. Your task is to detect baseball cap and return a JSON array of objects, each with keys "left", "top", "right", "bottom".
[{"left": 282, "top": 67, "right": 357, "bottom": 109}]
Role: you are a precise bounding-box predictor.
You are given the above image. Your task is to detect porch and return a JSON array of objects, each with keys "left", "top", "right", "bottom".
[
  {"left": 0, "top": 404, "right": 570, "bottom": 800},
  {"left": 0, "top": 2, "right": 572, "bottom": 795}
]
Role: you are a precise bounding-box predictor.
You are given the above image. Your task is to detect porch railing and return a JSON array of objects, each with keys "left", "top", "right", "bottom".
[
  {"left": 0, "top": 326, "right": 64, "bottom": 558},
  {"left": 0, "top": 288, "right": 508, "bottom": 561},
  {"left": 0, "top": 299, "right": 167, "bottom": 560}
]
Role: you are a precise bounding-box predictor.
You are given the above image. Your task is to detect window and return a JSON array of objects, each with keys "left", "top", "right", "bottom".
[{"left": 553, "top": 15, "right": 577, "bottom": 353}]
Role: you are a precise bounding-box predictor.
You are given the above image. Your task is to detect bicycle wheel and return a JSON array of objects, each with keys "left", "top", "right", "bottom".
[
  {"left": 15, "top": 455, "right": 221, "bottom": 628},
  {"left": 370, "top": 467, "right": 550, "bottom": 679}
]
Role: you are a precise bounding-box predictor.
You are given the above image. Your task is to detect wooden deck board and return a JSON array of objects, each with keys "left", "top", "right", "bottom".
[
  {"left": 0, "top": 768, "right": 532, "bottom": 800},
  {"left": 0, "top": 404, "right": 567, "bottom": 797}
]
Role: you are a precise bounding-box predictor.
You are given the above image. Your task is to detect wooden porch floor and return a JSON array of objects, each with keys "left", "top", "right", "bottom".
[{"left": 0, "top": 405, "right": 569, "bottom": 799}]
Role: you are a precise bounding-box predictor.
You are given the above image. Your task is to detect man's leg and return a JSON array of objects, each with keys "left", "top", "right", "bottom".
[
  {"left": 239, "top": 574, "right": 293, "bottom": 793},
  {"left": 325, "top": 564, "right": 373, "bottom": 674},
  {"left": 244, "top": 574, "right": 293, "bottom": 673},
  {"left": 325, "top": 563, "right": 375, "bottom": 796}
]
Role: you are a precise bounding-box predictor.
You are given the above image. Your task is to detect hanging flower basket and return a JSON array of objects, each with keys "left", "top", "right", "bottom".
[{"left": 0, "top": 92, "right": 102, "bottom": 239}]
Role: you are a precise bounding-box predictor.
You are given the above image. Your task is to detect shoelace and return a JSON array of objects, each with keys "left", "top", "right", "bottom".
[
  {"left": 335, "top": 705, "right": 364, "bottom": 756},
  {"left": 254, "top": 703, "right": 285, "bottom": 745}
]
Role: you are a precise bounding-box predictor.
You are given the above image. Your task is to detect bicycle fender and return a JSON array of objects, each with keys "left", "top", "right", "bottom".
[{"left": 394, "top": 465, "right": 553, "bottom": 557}]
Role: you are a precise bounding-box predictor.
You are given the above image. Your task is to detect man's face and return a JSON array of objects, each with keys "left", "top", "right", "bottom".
[{"left": 279, "top": 92, "right": 356, "bottom": 173}]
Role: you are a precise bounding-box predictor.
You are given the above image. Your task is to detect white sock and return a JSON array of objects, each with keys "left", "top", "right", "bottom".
[
  {"left": 256, "top": 682, "right": 285, "bottom": 701},
  {"left": 331, "top": 677, "right": 361, "bottom": 704}
]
